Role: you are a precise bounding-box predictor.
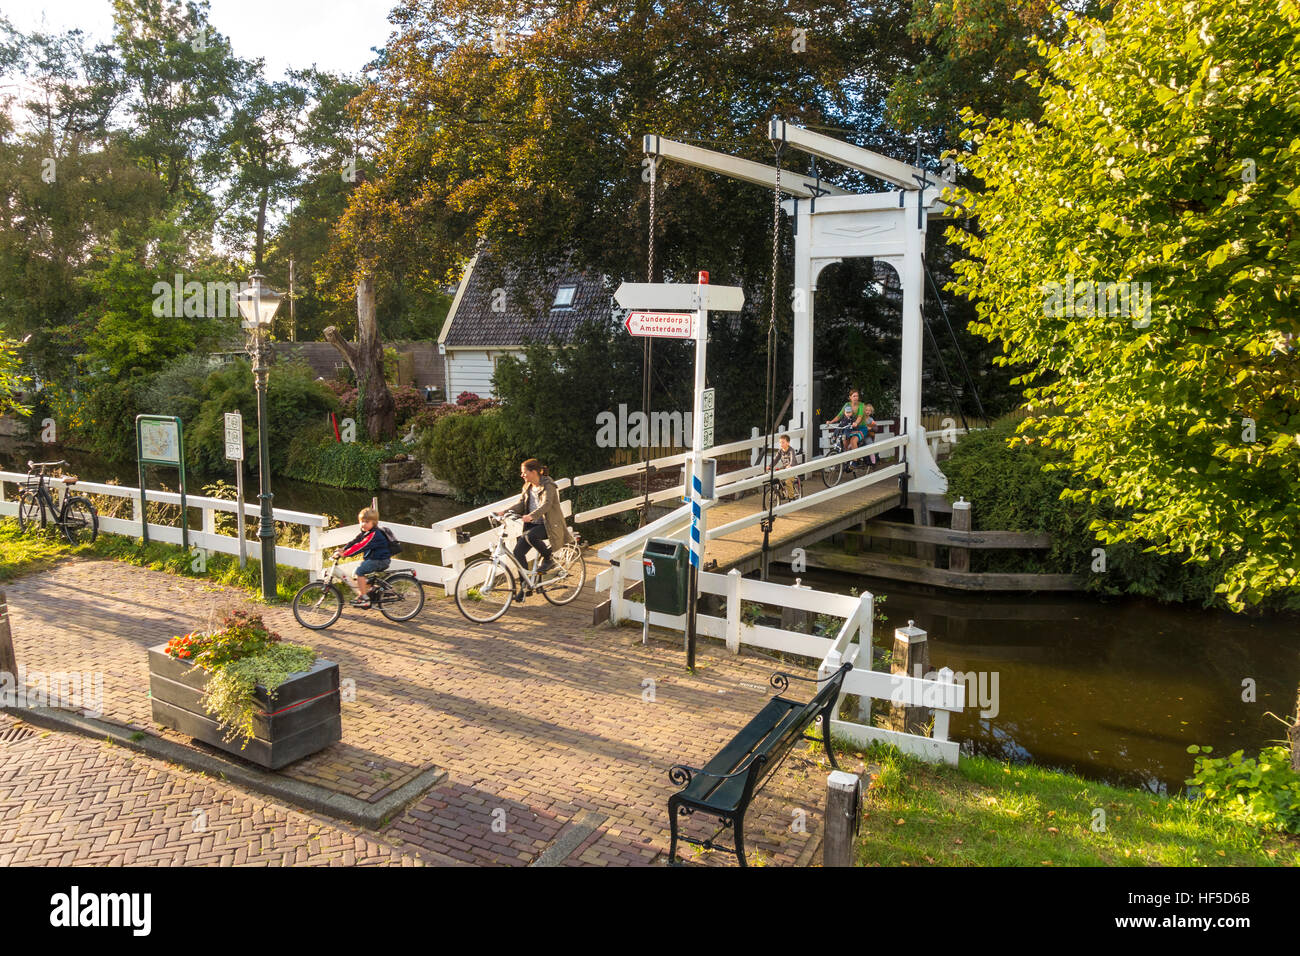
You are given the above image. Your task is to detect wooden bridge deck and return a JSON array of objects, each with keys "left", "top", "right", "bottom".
[{"left": 574, "top": 478, "right": 904, "bottom": 623}]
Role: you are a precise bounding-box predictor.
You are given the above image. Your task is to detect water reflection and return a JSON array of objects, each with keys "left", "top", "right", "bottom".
[{"left": 772, "top": 567, "right": 1300, "bottom": 793}]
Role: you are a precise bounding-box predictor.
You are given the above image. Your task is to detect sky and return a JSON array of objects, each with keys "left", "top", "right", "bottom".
[{"left": 5, "top": 0, "right": 399, "bottom": 80}]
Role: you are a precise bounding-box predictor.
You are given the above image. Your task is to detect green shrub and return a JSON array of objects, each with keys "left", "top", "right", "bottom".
[
  {"left": 282, "top": 425, "right": 404, "bottom": 490},
  {"left": 1186, "top": 744, "right": 1300, "bottom": 834},
  {"left": 138, "top": 354, "right": 216, "bottom": 424},
  {"left": 943, "top": 414, "right": 1230, "bottom": 605},
  {"left": 419, "top": 407, "right": 524, "bottom": 503},
  {"left": 188, "top": 359, "right": 339, "bottom": 474}
]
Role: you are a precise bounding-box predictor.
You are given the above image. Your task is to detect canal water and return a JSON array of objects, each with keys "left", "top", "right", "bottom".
[
  {"left": 5, "top": 441, "right": 1297, "bottom": 794},
  {"left": 771, "top": 566, "right": 1300, "bottom": 794}
]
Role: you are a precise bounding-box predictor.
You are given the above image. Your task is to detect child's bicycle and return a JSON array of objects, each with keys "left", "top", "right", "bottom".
[
  {"left": 292, "top": 551, "right": 425, "bottom": 629},
  {"left": 454, "top": 513, "right": 586, "bottom": 624},
  {"left": 761, "top": 453, "right": 804, "bottom": 511}
]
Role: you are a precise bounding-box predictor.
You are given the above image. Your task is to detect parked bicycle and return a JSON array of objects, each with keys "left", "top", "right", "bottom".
[
  {"left": 292, "top": 551, "right": 425, "bottom": 629},
  {"left": 454, "top": 513, "right": 586, "bottom": 624},
  {"left": 819, "top": 424, "right": 872, "bottom": 488},
  {"left": 17, "top": 460, "right": 98, "bottom": 544}
]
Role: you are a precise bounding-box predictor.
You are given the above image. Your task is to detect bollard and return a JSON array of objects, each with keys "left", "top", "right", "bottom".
[
  {"left": 888, "top": 620, "right": 930, "bottom": 735},
  {"left": 0, "top": 590, "right": 16, "bottom": 685},
  {"left": 823, "top": 770, "right": 861, "bottom": 867},
  {"left": 950, "top": 497, "right": 971, "bottom": 573}
]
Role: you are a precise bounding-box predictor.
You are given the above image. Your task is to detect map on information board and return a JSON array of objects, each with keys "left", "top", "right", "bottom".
[{"left": 139, "top": 418, "right": 181, "bottom": 465}]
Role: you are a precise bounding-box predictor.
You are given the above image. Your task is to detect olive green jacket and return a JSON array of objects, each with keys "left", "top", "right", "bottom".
[{"left": 507, "top": 475, "right": 572, "bottom": 552}]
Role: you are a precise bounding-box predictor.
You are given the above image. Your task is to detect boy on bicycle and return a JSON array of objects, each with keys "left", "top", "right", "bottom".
[
  {"left": 775, "top": 433, "right": 800, "bottom": 499},
  {"left": 336, "top": 507, "right": 392, "bottom": 608}
]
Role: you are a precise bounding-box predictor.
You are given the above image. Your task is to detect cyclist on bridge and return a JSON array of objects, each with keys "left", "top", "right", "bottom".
[
  {"left": 826, "top": 389, "right": 870, "bottom": 451},
  {"left": 498, "top": 458, "right": 571, "bottom": 575}
]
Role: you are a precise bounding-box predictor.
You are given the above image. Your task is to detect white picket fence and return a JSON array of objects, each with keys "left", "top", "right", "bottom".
[
  {"left": 0, "top": 471, "right": 327, "bottom": 570},
  {"left": 612, "top": 560, "right": 965, "bottom": 764}
]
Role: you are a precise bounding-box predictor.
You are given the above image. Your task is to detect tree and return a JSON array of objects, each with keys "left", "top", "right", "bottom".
[
  {"left": 947, "top": 0, "right": 1300, "bottom": 608},
  {"left": 324, "top": 278, "right": 395, "bottom": 439}
]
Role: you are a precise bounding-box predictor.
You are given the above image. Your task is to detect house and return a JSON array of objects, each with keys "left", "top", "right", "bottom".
[{"left": 436, "top": 247, "right": 613, "bottom": 399}]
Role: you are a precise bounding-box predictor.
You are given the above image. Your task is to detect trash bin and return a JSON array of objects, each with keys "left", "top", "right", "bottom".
[{"left": 641, "top": 538, "right": 689, "bottom": 615}]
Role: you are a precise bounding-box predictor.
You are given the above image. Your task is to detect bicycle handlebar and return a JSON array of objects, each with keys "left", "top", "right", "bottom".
[{"left": 27, "top": 459, "right": 69, "bottom": 470}]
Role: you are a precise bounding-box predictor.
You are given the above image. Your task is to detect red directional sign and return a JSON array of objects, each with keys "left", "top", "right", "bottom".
[{"left": 624, "top": 310, "right": 697, "bottom": 338}]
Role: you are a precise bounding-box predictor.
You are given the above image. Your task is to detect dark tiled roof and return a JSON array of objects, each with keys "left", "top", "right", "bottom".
[{"left": 441, "top": 247, "right": 612, "bottom": 348}]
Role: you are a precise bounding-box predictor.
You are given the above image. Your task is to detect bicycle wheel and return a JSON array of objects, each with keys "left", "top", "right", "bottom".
[
  {"left": 541, "top": 544, "right": 587, "bottom": 606},
  {"left": 59, "top": 495, "right": 98, "bottom": 545},
  {"left": 821, "top": 460, "right": 843, "bottom": 488},
  {"left": 17, "top": 492, "right": 42, "bottom": 533},
  {"left": 761, "top": 480, "right": 774, "bottom": 511},
  {"left": 292, "top": 581, "right": 343, "bottom": 630},
  {"left": 378, "top": 571, "right": 425, "bottom": 622},
  {"left": 455, "top": 559, "right": 516, "bottom": 624}
]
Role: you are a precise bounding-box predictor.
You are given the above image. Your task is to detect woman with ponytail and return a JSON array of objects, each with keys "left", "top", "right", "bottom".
[{"left": 499, "top": 458, "right": 570, "bottom": 574}]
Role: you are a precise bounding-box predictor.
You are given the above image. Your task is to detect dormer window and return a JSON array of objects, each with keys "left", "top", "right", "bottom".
[{"left": 552, "top": 285, "right": 576, "bottom": 308}]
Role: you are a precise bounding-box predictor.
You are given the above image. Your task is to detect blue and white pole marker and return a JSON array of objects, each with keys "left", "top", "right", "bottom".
[{"left": 690, "top": 472, "right": 703, "bottom": 569}]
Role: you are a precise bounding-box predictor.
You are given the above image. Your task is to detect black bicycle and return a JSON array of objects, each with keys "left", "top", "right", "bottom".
[
  {"left": 17, "top": 460, "right": 98, "bottom": 544},
  {"left": 292, "top": 551, "right": 426, "bottom": 629},
  {"left": 761, "top": 454, "right": 804, "bottom": 510}
]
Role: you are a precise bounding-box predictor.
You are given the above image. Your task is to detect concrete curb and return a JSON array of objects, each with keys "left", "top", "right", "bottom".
[{"left": 4, "top": 706, "right": 446, "bottom": 830}]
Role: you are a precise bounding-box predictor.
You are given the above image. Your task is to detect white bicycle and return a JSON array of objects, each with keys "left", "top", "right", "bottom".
[{"left": 453, "top": 513, "right": 587, "bottom": 624}]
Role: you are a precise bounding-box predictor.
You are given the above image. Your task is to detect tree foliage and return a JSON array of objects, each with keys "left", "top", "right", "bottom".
[{"left": 947, "top": 0, "right": 1300, "bottom": 607}]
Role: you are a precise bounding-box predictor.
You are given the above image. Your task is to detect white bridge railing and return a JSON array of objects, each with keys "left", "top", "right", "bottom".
[
  {"left": 0, "top": 471, "right": 327, "bottom": 571},
  {"left": 615, "top": 564, "right": 964, "bottom": 764}
]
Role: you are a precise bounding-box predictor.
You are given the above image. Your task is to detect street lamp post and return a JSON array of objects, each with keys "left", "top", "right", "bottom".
[{"left": 235, "top": 271, "right": 283, "bottom": 602}]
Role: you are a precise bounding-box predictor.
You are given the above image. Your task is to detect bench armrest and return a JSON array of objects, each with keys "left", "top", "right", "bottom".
[
  {"left": 668, "top": 762, "right": 761, "bottom": 788},
  {"left": 770, "top": 661, "right": 852, "bottom": 693}
]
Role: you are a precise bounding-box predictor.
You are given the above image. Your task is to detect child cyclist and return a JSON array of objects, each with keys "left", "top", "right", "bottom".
[{"left": 335, "top": 507, "right": 392, "bottom": 608}]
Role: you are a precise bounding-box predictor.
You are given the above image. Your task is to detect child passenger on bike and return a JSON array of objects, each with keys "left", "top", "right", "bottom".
[{"left": 336, "top": 507, "right": 392, "bottom": 609}]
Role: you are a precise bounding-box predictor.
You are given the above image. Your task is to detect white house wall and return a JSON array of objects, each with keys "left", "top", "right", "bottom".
[{"left": 446, "top": 350, "right": 501, "bottom": 399}]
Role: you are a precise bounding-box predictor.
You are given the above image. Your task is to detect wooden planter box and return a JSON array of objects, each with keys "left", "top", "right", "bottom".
[{"left": 148, "top": 644, "right": 342, "bottom": 770}]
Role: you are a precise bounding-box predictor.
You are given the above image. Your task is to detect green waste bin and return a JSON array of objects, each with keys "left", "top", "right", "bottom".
[{"left": 642, "top": 538, "right": 689, "bottom": 615}]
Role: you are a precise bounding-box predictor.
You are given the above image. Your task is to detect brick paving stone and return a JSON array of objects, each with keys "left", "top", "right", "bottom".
[
  {"left": 5, "top": 559, "right": 869, "bottom": 866},
  {"left": 0, "top": 712, "right": 446, "bottom": 866}
]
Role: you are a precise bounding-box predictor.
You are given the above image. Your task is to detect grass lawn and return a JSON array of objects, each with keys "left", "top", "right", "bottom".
[
  {"left": 853, "top": 742, "right": 1300, "bottom": 867},
  {"left": 0, "top": 522, "right": 309, "bottom": 603}
]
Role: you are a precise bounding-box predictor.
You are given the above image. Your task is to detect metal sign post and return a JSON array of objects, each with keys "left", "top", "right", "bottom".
[
  {"left": 224, "top": 412, "right": 246, "bottom": 569},
  {"left": 614, "top": 275, "right": 744, "bottom": 672}
]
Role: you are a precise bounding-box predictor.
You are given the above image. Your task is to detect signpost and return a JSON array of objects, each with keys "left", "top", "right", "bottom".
[
  {"left": 614, "top": 274, "right": 744, "bottom": 671},
  {"left": 135, "top": 415, "right": 188, "bottom": 549},
  {"left": 624, "top": 311, "right": 696, "bottom": 339},
  {"left": 224, "top": 412, "right": 246, "bottom": 569}
]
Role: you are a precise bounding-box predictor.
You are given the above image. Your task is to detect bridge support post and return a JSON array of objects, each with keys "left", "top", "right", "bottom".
[
  {"left": 950, "top": 498, "right": 971, "bottom": 573},
  {"left": 888, "top": 620, "right": 931, "bottom": 736}
]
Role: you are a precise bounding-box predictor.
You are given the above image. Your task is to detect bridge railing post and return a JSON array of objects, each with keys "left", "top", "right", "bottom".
[{"left": 609, "top": 561, "right": 625, "bottom": 625}]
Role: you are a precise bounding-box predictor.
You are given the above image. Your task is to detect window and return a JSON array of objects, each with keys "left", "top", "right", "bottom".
[{"left": 552, "top": 285, "right": 576, "bottom": 308}]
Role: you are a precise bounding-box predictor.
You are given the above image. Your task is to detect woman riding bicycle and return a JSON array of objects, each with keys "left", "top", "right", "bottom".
[
  {"left": 826, "top": 389, "right": 869, "bottom": 450},
  {"left": 498, "top": 459, "right": 572, "bottom": 574}
]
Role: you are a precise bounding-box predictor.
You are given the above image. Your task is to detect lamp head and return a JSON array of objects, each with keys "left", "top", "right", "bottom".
[{"left": 236, "top": 271, "right": 283, "bottom": 329}]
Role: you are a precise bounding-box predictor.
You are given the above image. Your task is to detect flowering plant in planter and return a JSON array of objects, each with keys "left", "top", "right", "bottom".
[{"left": 165, "top": 610, "right": 316, "bottom": 748}]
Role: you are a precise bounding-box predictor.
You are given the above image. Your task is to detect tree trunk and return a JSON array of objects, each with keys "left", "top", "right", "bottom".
[
  {"left": 1291, "top": 687, "right": 1300, "bottom": 773},
  {"left": 324, "top": 276, "right": 395, "bottom": 440}
]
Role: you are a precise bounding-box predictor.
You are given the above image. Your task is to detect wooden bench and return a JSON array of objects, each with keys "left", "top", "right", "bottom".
[{"left": 667, "top": 661, "right": 853, "bottom": 867}]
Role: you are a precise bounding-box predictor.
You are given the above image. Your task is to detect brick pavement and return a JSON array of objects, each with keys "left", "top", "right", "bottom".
[
  {"left": 0, "top": 712, "right": 439, "bottom": 866},
  {"left": 4, "top": 557, "right": 867, "bottom": 865}
]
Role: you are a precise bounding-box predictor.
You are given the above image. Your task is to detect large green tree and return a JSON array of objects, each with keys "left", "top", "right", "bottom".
[{"left": 948, "top": 0, "right": 1300, "bottom": 608}]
